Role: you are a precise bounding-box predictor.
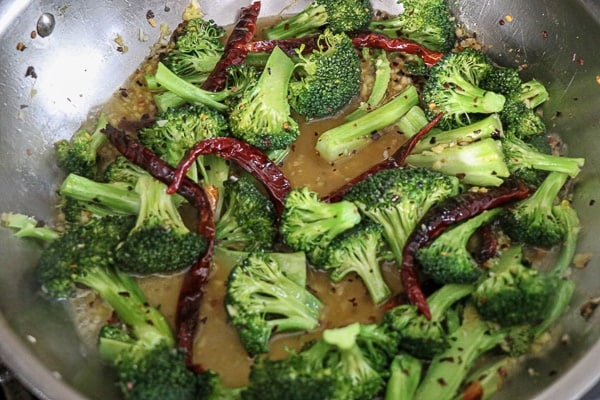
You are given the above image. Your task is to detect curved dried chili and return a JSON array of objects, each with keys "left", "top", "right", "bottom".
[
  {"left": 401, "top": 179, "right": 531, "bottom": 319},
  {"left": 167, "top": 137, "right": 292, "bottom": 213},
  {"left": 201, "top": 1, "right": 261, "bottom": 92}
]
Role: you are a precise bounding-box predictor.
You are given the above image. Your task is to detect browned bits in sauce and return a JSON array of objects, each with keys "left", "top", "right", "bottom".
[
  {"left": 25, "top": 66, "right": 37, "bottom": 79},
  {"left": 16, "top": 42, "right": 26, "bottom": 51}
]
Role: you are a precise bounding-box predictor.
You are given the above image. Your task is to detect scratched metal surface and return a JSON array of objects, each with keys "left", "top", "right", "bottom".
[{"left": 0, "top": 1, "right": 599, "bottom": 399}]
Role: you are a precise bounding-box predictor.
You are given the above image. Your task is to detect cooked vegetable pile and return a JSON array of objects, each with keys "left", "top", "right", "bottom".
[{"left": 0, "top": 0, "right": 587, "bottom": 399}]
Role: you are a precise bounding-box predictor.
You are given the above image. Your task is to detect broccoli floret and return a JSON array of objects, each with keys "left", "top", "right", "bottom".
[
  {"left": 384, "top": 353, "right": 423, "bottom": 400},
  {"left": 264, "top": 0, "right": 373, "bottom": 39},
  {"left": 500, "top": 97, "right": 545, "bottom": 138},
  {"left": 480, "top": 66, "right": 523, "bottom": 98},
  {"left": 413, "top": 305, "right": 533, "bottom": 400},
  {"left": 472, "top": 245, "right": 555, "bottom": 326},
  {"left": 502, "top": 133, "right": 584, "bottom": 178},
  {"left": 499, "top": 171, "right": 569, "bottom": 247},
  {"left": 139, "top": 103, "right": 230, "bottom": 217},
  {"left": 0, "top": 212, "right": 60, "bottom": 241},
  {"left": 289, "top": 30, "right": 362, "bottom": 119},
  {"left": 508, "top": 134, "right": 551, "bottom": 187},
  {"left": 54, "top": 113, "right": 108, "bottom": 179},
  {"left": 279, "top": 186, "right": 362, "bottom": 266},
  {"left": 116, "top": 174, "right": 207, "bottom": 275},
  {"left": 423, "top": 48, "right": 506, "bottom": 129},
  {"left": 245, "top": 322, "right": 397, "bottom": 400},
  {"left": 315, "top": 85, "right": 419, "bottom": 162},
  {"left": 368, "top": 0, "right": 456, "bottom": 52},
  {"left": 161, "top": 18, "right": 226, "bottom": 82},
  {"left": 518, "top": 79, "right": 549, "bottom": 109},
  {"left": 323, "top": 221, "right": 391, "bottom": 305},
  {"left": 228, "top": 46, "right": 300, "bottom": 151},
  {"left": 345, "top": 48, "right": 392, "bottom": 121},
  {"left": 344, "top": 167, "right": 460, "bottom": 267},
  {"left": 406, "top": 137, "right": 510, "bottom": 187},
  {"left": 215, "top": 176, "right": 277, "bottom": 252},
  {"left": 224, "top": 252, "right": 324, "bottom": 355},
  {"left": 383, "top": 283, "right": 475, "bottom": 358},
  {"left": 416, "top": 208, "right": 502, "bottom": 284}
]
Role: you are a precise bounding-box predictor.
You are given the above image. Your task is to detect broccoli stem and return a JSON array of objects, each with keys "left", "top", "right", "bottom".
[
  {"left": 427, "top": 284, "right": 476, "bottom": 321},
  {"left": 406, "top": 138, "right": 510, "bottom": 187},
  {"left": 551, "top": 200, "right": 581, "bottom": 277},
  {"left": 133, "top": 175, "right": 188, "bottom": 234},
  {"left": 503, "top": 135, "right": 584, "bottom": 178},
  {"left": 412, "top": 113, "right": 503, "bottom": 153},
  {"left": 265, "top": 5, "right": 328, "bottom": 40},
  {"left": 78, "top": 267, "right": 174, "bottom": 348},
  {"left": 315, "top": 85, "right": 419, "bottom": 162},
  {"left": 0, "top": 213, "right": 60, "bottom": 242},
  {"left": 385, "top": 353, "right": 422, "bottom": 400},
  {"left": 519, "top": 79, "right": 549, "bottom": 109},
  {"left": 345, "top": 49, "right": 391, "bottom": 121},
  {"left": 395, "top": 105, "right": 431, "bottom": 139},
  {"left": 533, "top": 278, "right": 575, "bottom": 338},
  {"left": 154, "top": 62, "right": 228, "bottom": 111},
  {"left": 454, "top": 356, "right": 515, "bottom": 400},
  {"left": 413, "top": 312, "right": 504, "bottom": 400},
  {"left": 59, "top": 173, "right": 140, "bottom": 215}
]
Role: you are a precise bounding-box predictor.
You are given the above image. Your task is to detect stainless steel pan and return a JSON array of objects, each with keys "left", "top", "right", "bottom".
[{"left": 1, "top": 1, "right": 599, "bottom": 399}]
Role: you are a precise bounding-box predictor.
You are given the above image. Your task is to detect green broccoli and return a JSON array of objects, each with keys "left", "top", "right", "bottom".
[
  {"left": 383, "top": 283, "right": 475, "bottom": 358},
  {"left": 507, "top": 134, "right": 551, "bottom": 187},
  {"left": 279, "top": 186, "right": 362, "bottom": 266},
  {"left": 422, "top": 48, "right": 506, "bottom": 129},
  {"left": 289, "top": 30, "right": 362, "bottom": 119},
  {"left": 149, "top": 62, "right": 258, "bottom": 112},
  {"left": 59, "top": 172, "right": 140, "bottom": 217},
  {"left": 161, "top": 18, "right": 226, "bottom": 81},
  {"left": 518, "top": 79, "right": 550, "bottom": 109},
  {"left": 244, "top": 322, "right": 397, "bottom": 400},
  {"left": 344, "top": 167, "right": 460, "bottom": 267},
  {"left": 480, "top": 66, "right": 523, "bottom": 98},
  {"left": 369, "top": 0, "right": 457, "bottom": 52},
  {"left": 54, "top": 113, "right": 108, "bottom": 179},
  {"left": 215, "top": 176, "right": 277, "bottom": 252},
  {"left": 264, "top": 0, "right": 373, "bottom": 39},
  {"left": 384, "top": 353, "right": 423, "bottom": 400},
  {"left": 406, "top": 137, "right": 510, "bottom": 187},
  {"left": 315, "top": 85, "right": 419, "bottom": 163},
  {"left": 416, "top": 208, "right": 502, "bottom": 284},
  {"left": 394, "top": 105, "right": 432, "bottom": 138},
  {"left": 323, "top": 221, "right": 391, "bottom": 305},
  {"left": 0, "top": 212, "right": 60, "bottom": 241},
  {"left": 500, "top": 97, "right": 545, "bottom": 138},
  {"left": 499, "top": 171, "right": 569, "bottom": 247},
  {"left": 472, "top": 245, "right": 554, "bottom": 326},
  {"left": 115, "top": 174, "right": 207, "bottom": 275},
  {"left": 475, "top": 201, "right": 580, "bottom": 329},
  {"left": 228, "top": 46, "right": 300, "bottom": 151},
  {"left": 502, "top": 133, "right": 584, "bottom": 179},
  {"left": 138, "top": 103, "right": 230, "bottom": 217},
  {"left": 413, "top": 305, "right": 533, "bottom": 400},
  {"left": 345, "top": 48, "right": 392, "bottom": 121},
  {"left": 411, "top": 113, "right": 503, "bottom": 153},
  {"left": 455, "top": 356, "right": 515, "bottom": 400},
  {"left": 224, "top": 252, "right": 324, "bottom": 356}
]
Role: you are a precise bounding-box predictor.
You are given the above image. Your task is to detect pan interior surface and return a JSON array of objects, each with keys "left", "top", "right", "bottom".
[{"left": 0, "top": 1, "right": 599, "bottom": 399}]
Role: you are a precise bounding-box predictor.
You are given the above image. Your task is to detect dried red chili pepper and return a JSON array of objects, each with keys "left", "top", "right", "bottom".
[
  {"left": 103, "top": 125, "right": 215, "bottom": 364},
  {"left": 246, "top": 36, "right": 319, "bottom": 55},
  {"left": 201, "top": 1, "right": 261, "bottom": 92},
  {"left": 401, "top": 179, "right": 530, "bottom": 319},
  {"left": 167, "top": 137, "right": 291, "bottom": 213},
  {"left": 350, "top": 32, "right": 444, "bottom": 67}
]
